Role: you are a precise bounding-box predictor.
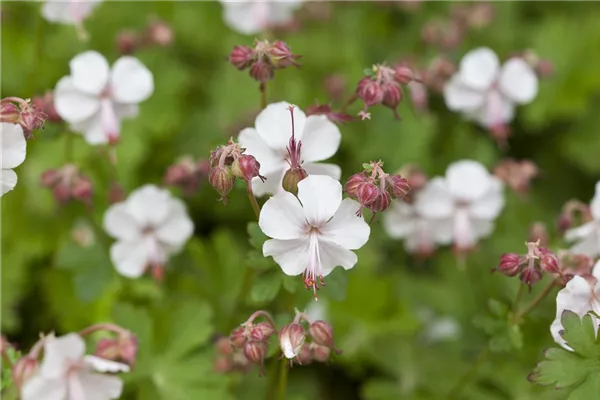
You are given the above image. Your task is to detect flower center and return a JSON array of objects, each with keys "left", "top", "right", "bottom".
[
  {"left": 302, "top": 228, "right": 325, "bottom": 300},
  {"left": 142, "top": 228, "right": 166, "bottom": 280}
]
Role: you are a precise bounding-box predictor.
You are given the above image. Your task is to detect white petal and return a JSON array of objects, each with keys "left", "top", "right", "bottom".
[
  {"left": 70, "top": 51, "right": 110, "bottom": 96},
  {"left": 550, "top": 318, "right": 568, "bottom": 350},
  {"left": 428, "top": 217, "right": 454, "bottom": 245},
  {"left": 114, "top": 103, "right": 139, "bottom": 119},
  {"left": 263, "top": 238, "right": 309, "bottom": 276},
  {"left": 77, "top": 371, "right": 124, "bottom": 400},
  {"left": 457, "top": 47, "right": 500, "bottom": 90},
  {"left": 103, "top": 202, "right": 142, "bottom": 241},
  {"left": 40, "top": 333, "right": 85, "bottom": 378},
  {"left": 264, "top": 1, "right": 301, "bottom": 24},
  {"left": 21, "top": 375, "right": 66, "bottom": 400},
  {"left": 280, "top": 336, "right": 296, "bottom": 359},
  {"left": 471, "top": 218, "right": 495, "bottom": 239},
  {"left": 83, "top": 356, "right": 130, "bottom": 373},
  {"left": 320, "top": 198, "right": 370, "bottom": 250},
  {"left": 41, "top": 0, "right": 100, "bottom": 24},
  {"left": 221, "top": 1, "right": 266, "bottom": 35},
  {"left": 154, "top": 199, "right": 194, "bottom": 247},
  {"left": 564, "top": 221, "right": 596, "bottom": 242},
  {"left": 471, "top": 90, "right": 515, "bottom": 128},
  {"left": 250, "top": 168, "right": 285, "bottom": 197},
  {"left": 593, "top": 259, "right": 600, "bottom": 282},
  {"left": 413, "top": 177, "right": 454, "bottom": 219},
  {"left": 1, "top": 123, "right": 26, "bottom": 169},
  {"left": 302, "top": 162, "right": 341, "bottom": 180},
  {"left": 255, "top": 102, "right": 307, "bottom": 152},
  {"left": 125, "top": 185, "right": 172, "bottom": 228},
  {"left": 590, "top": 181, "right": 600, "bottom": 220},
  {"left": 1, "top": 169, "right": 18, "bottom": 196},
  {"left": 299, "top": 115, "right": 341, "bottom": 163},
  {"left": 238, "top": 127, "right": 285, "bottom": 176},
  {"left": 110, "top": 240, "right": 149, "bottom": 278},
  {"left": 54, "top": 76, "right": 100, "bottom": 123},
  {"left": 259, "top": 191, "right": 307, "bottom": 240},
  {"left": 453, "top": 209, "right": 478, "bottom": 249},
  {"left": 443, "top": 75, "right": 486, "bottom": 112},
  {"left": 499, "top": 58, "right": 538, "bottom": 104},
  {"left": 110, "top": 56, "right": 154, "bottom": 104},
  {"left": 297, "top": 175, "right": 342, "bottom": 226},
  {"left": 468, "top": 177, "right": 505, "bottom": 220},
  {"left": 446, "top": 160, "right": 493, "bottom": 202},
  {"left": 568, "top": 229, "right": 600, "bottom": 258},
  {"left": 69, "top": 113, "right": 108, "bottom": 145},
  {"left": 383, "top": 201, "right": 416, "bottom": 239},
  {"left": 318, "top": 238, "right": 358, "bottom": 276}
]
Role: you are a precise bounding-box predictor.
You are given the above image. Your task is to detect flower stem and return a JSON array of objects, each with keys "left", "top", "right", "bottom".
[
  {"left": 247, "top": 185, "right": 261, "bottom": 220},
  {"left": 446, "top": 346, "right": 490, "bottom": 399},
  {"left": 276, "top": 357, "right": 289, "bottom": 400},
  {"left": 260, "top": 82, "right": 267, "bottom": 110},
  {"left": 510, "top": 283, "right": 525, "bottom": 323},
  {"left": 516, "top": 279, "right": 556, "bottom": 320},
  {"left": 340, "top": 93, "right": 358, "bottom": 113},
  {"left": 65, "top": 131, "right": 74, "bottom": 162}
]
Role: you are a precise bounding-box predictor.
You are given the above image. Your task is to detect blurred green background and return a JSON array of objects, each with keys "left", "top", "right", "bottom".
[{"left": 2, "top": 1, "right": 600, "bottom": 399}]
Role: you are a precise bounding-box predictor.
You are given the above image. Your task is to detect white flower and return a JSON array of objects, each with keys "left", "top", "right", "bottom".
[
  {"left": 21, "top": 333, "right": 129, "bottom": 400},
  {"left": 219, "top": 0, "right": 302, "bottom": 35},
  {"left": 565, "top": 181, "right": 600, "bottom": 258},
  {"left": 444, "top": 47, "right": 538, "bottom": 129},
  {"left": 551, "top": 260, "right": 600, "bottom": 350},
  {"left": 103, "top": 185, "right": 193, "bottom": 278},
  {"left": 238, "top": 101, "right": 341, "bottom": 196},
  {"left": 415, "top": 160, "right": 505, "bottom": 250},
  {"left": 383, "top": 199, "right": 452, "bottom": 255},
  {"left": 259, "top": 175, "right": 370, "bottom": 297},
  {"left": 1, "top": 123, "right": 27, "bottom": 197},
  {"left": 42, "top": 0, "right": 102, "bottom": 25},
  {"left": 54, "top": 51, "right": 154, "bottom": 145}
]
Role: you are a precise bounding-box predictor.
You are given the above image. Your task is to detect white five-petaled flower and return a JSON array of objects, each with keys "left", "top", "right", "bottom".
[
  {"left": 259, "top": 175, "right": 370, "bottom": 298},
  {"left": 21, "top": 333, "right": 129, "bottom": 400},
  {"left": 103, "top": 185, "right": 194, "bottom": 278},
  {"left": 444, "top": 47, "right": 538, "bottom": 129},
  {"left": 42, "top": 0, "right": 102, "bottom": 25},
  {"left": 238, "top": 101, "right": 342, "bottom": 197},
  {"left": 565, "top": 181, "right": 600, "bottom": 258},
  {"left": 551, "top": 260, "right": 600, "bottom": 350},
  {"left": 1, "top": 123, "right": 27, "bottom": 197},
  {"left": 54, "top": 51, "right": 154, "bottom": 145},
  {"left": 219, "top": 0, "right": 302, "bottom": 35},
  {"left": 414, "top": 160, "right": 505, "bottom": 250}
]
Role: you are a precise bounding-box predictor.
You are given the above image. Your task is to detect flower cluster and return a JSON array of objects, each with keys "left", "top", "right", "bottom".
[
  {"left": 40, "top": 165, "right": 94, "bottom": 206},
  {"left": 229, "top": 39, "right": 301, "bottom": 83},
  {"left": 116, "top": 18, "right": 174, "bottom": 55},
  {"left": 228, "top": 311, "right": 277, "bottom": 375},
  {"left": 164, "top": 156, "right": 210, "bottom": 197},
  {"left": 1, "top": 97, "right": 47, "bottom": 139},
  {"left": 495, "top": 240, "right": 562, "bottom": 288},
  {"left": 493, "top": 158, "right": 539, "bottom": 195}
]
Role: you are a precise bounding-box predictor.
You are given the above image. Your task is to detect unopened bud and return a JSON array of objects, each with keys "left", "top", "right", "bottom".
[
  {"left": 229, "top": 45, "right": 255, "bottom": 70},
  {"left": 250, "top": 322, "right": 275, "bottom": 342},
  {"left": 312, "top": 344, "right": 331, "bottom": 363},
  {"left": 387, "top": 175, "right": 410, "bottom": 198},
  {"left": 282, "top": 167, "right": 308, "bottom": 196},
  {"left": 496, "top": 253, "right": 522, "bottom": 276},
  {"left": 520, "top": 267, "right": 543, "bottom": 287},
  {"left": 344, "top": 173, "right": 368, "bottom": 199},
  {"left": 1, "top": 102, "right": 20, "bottom": 123},
  {"left": 232, "top": 154, "right": 264, "bottom": 183},
  {"left": 243, "top": 341, "right": 267, "bottom": 368},
  {"left": 294, "top": 344, "right": 313, "bottom": 365},
  {"left": 12, "top": 356, "right": 39, "bottom": 389},
  {"left": 394, "top": 65, "right": 414, "bottom": 85},
  {"left": 215, "top": 337, "right": 234, "bottom": 356},
  {"left": 116, "top": 30, "right": 138, "bottom": 55},
  {"left": 146, "top": 19, "right": 173, "bottom": 47},
  {"left": 53, "top": 183, "right": 72, "bottom": 204},
  {"left": 72, "top": 177, "right": 93, "bottom": 203},
  {"left": 209, "top": 167, "right": 234, "bottom": 201},
  {"left": 269, "top": 40, "right": 299, "bottom": 68},
  {"left": 368, "top": 191, "right": 392, "bottom": 213},
  {"left": 541, "top": 252, "right": 560, "bottom": 274},
  {"left": 357, "top": 182, "right": 379, "bottom": 206},
  {"left": 308, "top": 321, "right": 340, "bottom": 354},
  {"left": 40, "top": 169, "right": 60, "bottom": 187},
  {"left": 19, "top": 104, "right": 46, "bottom": 139},
  {"left": 249, "top": 61, "right": 274, "bottom": 83},
  {"left": 95, "top": 332, "right": 138, "bottom": 368},
  {"left": 357, "top": 77, "right": 384, "bottom": 107},
  {"left": 230, "top": 326, "right": 247, "bottom": 349},
  {"left": 278, "top": 323, "right": 305, "bottom": 359},
  {"left": 214, "top": 356, "right": 233, "bottom": 373},
  {"left": 382, "top": 82, "right": 403, "bottom": 115}
]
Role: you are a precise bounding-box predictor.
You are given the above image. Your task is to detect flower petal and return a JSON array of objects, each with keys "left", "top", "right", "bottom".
[
  {"left": 468, "top": 177, "right": 505, "bottom": 220},
  {"left": 297, "top": 175, "right": 342, "bottom": 226},
  {"left": 428, "top": 217, "right": 454, "bottom": 245},
  {"left": 221, "top": 1, "right": 266, "bottom": 35},
  {"left": 299, "top": 115, "right": 341, "bottom": 163},
  {"left": 1, "top": 123, "right": 26, "bottom": 169},
  {"left": 70, "top": 51, "right": 110, "bottom": 96},
  {"left": 54, "top": 76, "right": 101, "bottom": 123},
  {"left": 250, "top": 168, "right": 285, "bottom": 197},
  {"left": 383, "top": 201, "right": 416, "bottom": 239},
  {"left": 318, "top": 239, "right": 358, "bottom": 276},
  {"left": 499, "top": 58, "right": 538, "bottom": 104},
  {"left": 593, "top": 259, "right": 600, "bottom": 282},
  {"left": 77, "top": 371, "right": 124, "bottom": 400},
  {"left": 263, "top": 238, "right": 309, "bottom": 276},
  {"left": 70, "top": 113, "right": 110, "bottom": 145},
  {"left": 413, "top": 177, "right": 454, "bottom": 219},
  {"left": 446, "top": 160, "right": 493, "bottom": 202},
  {"left": 1, "top": 169, "right": 18, "bottom": 196},
  {"left": 110, "top": 56, "right": 154, "bottom": 104},
  {"left": 103, "top": 203, "right": 142, "bottom": 241},
  {"left": 552, "top": 276, "right": 595, "bottom": 350},
  {"left": 320, "top": 198, "right": 370, "bottom": 250},
  {"left": 40, "top": 333, "right": 85, "bottom": 378},
  {"left": 255, "top": 102, "right": 307, "bottom": 152},
  {"left": 83, "top": 356, "right": 130, "bottom": 373},
  {"left": 125, "top": 185, "right": 173, "bottom": 228},
  {"left": 471, "top": 218, "right": 495, "bottom": 239},
  {"left": 110, "top": 240, "right": 149, "bottom": 278},
  {"left": 302, "top": 162, "right": 341, "bottom": 180},
  {"left": 443, "top": 75, "right": 486, "bottom": 111},
  {"left": 41, "top": 0, "right": 100, "bottom": 24},
  {"left": 471, "top": 90, "right": 515, "bottom": 128},
  {"left": 564, "top": 221, "right": 595, "bottom": 242},
  {"left": 259, "top": 191, "right": 306, "bottom": 240},
  {"left": 154, "top": 199, "right": 194, "bottom": 247},
  {"left": 457, "top": 47, "right": 500, "bottom": 90},
  {"left": 21, "top": 375, "right": 66, "bottom": 400},
  {"left": 590, "top": 181, "right": 600, "bottom": 220},
  {"left": 568, "top": 229, "right": 600, "bottom": 258},
  {"left": 238, "top": 127, "right": 285, "bottom": 176}
]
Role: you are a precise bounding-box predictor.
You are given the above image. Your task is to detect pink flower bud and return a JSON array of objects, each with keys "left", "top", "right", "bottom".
[
  {"left": 541, "top": 252, "right": 560, "bottom": 274},
  {"left": 344, "top": 173, "right": 368, "bottom": 199},
  {"left": 71, "top": 176, "right": 93, "bottom": 204},
  {"left": 249, "top": 61, "right": 274, "bottom": 83},
  {"left": 116, "top": 30, "right": 138, "bottom": 55},
  {"left": 282, "top": 167, "right": 308, "bottom": 196},
  {"left": 243, "top": 341, "right": 267, "bottom": 369},
  {"left": 387, "top": 175, "right": 410, "bottom": 199},
  {"left": 215, "top": 337, "right": 234, "bottom": 356},
  {"left": 53, "top": 183, "right": 72, "bottom": 204},
  {"left": 94, "top": 332, "right": 138, "bottom": 368},
  {"left": 209, "top": 167, "right": 235, "bottom": 202},
  {"left": 146, "top": 19, "right": 173, "bottom": 47},
  {"left": 32, "top": 92, "right": 61, "bottom": 123},
  {"left": 368, "top": 190, "right": 392, "bottom": 213},
  {"left": 12, "top": 356, "right": 39, "bottom": 389},
  {"left": 1, "top": 102, "right": 20, "bottom": 123},
  {"left": 294, "top": 344, "right": 313, "bottom": 365},
  {"left": 382, "top": 82, "right": 403, "bottom": 116},
  {"left": 40, "top": 169, "right": 60, "bottom": 188},
  {"left": 357, "top": 182, "right": 379, "bottom": 206},
  {"left": 496, "top": 253, "right": 522, "bottom": 276},
  {"left": 269, "top": 40, "right": 300, "bottom": 68},
  {"left": 232, "top": 154, "right": 265, "bottom": 183},
  {"left": 394, "top": 65, "right": 414, "bottom": 85},
  {"left": 19, "top": 104, "right": 46, "bottom": 139},
  {"left": 230, "top": 327, "right": 247, "bottom": 349},
  {"left": 278, "top": 323, "right": 306, "bottom": 359},
  {"left": 520, "top": 266, "right": 543, "bottom": 287},
  {"left": 214, "top": 356, "right": 233, "bottom": 373},
  {"left": 229, "top": 45, "right": 255, "bottom": 70},
  {"left": 250, "top": 322, "right": 276, "bottom": 342},
  {"left": 357, "top": 77, "right": 384, "bottom": 107},
  {"left": 308, "top": 321, "right": 341, "bottom": 354},
  {"left": 312, "top": 344, "right": 331, "bottom": 363}
]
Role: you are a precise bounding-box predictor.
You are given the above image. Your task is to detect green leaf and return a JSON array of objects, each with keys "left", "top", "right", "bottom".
[
  {"left": 508, "top": 324, "right": 523, "bottom": 350},
  {"left": 561, "top": 312, "right": 599, "bottom": 358},
  {"left": 322, "top": 268, "right": 348, "bottom": 302},
  {"left": 246, "top": 250, "right": 274, "bottom": 271},
  {"left": 250, "top": 272, "right": 281, "bottom": 303},
  {"left": 488, "top": 299, "right": 509, "bottom": 318},
  {"left": 247, "top": 222, "right": 268, "bottom": 250},
  {"left": 281, "top": 274, "right": 300, "bottom": 293},
  {"left": 165, "top": 300, "right": 213, "bottom": 360}
]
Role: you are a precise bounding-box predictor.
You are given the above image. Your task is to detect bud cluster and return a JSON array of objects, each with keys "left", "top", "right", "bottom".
[
  {"left": 116, "top": 18, "right": 174, "bottom": 55},
  {"left": 281, "top": 105, "right": 308, "bottom": 195},
  {"left": 355, "top": 64, "right": 415, "bottom": 119},
  {"left": 227, "top": 311, "right": 277, "bottom": 375},
  {"left": 40, "top": 164, "right": 93, "bottom": 206},
  {"left": 209, "top": 139, "right": 265, "bottom": 204},
  {"left": 493, "top": 158, "right": 539, "bottom": 195},
  {"left": 213, "top": 336, "right": 252, "bottom": 374},
  {"left": 494, "top": 240, "right": 563, "bottom": 288},
  {"left": 345, "top": 160, "right": 410, "bottom": 216},
  {"left": 555, "top": 250, "right": 596, "bottom": 285},
  {"left": 229, "top": 39, "right": 301, "bottom": 83},
  {"left": 164, "top": 156, "right": 210, "bottom": 197},
  {"left": 1, "top": 96, "right": 47, "bottom": 139}
]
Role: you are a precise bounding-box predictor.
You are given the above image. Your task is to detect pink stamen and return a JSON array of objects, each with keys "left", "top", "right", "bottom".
[
  {"left": 100, "top": 98, "right": 119, "bottom": 144},
  {"left": 302, "top": 230, "right": 325, "bottom": 301},
  {"left": 286, "top": 105, "right": 303, "bottom": 169}
]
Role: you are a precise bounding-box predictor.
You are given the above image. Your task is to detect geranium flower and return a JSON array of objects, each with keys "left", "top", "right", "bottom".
[
  {"left": 219, "top": 0, "right": 302, "bottom": 35},
  {"left": 415, "top": 160, "right": 505, "bottom": 250},
  {"left": 41, "top": 0, "right": 102, "bottom": 25},
  {"left": 54, "top": 51, "right": 154, "bottom": 145},
  {"left": 238, "top": 101, "right": 341, "bottom": 196},
  {"left": 565, "top": 181, "right": 600, "bottom": 258},
  {"left": 444, "top": 47, "right": 538, "bottom": 129},
  {"left": 550, "top": 260, "right": 600, "bottom": 350},
  {"left": 1, "top": 123, "right": 27, "bottom": 196},
  {"left": 259, "top": 175, "right": 370, "bottom": 298},
  {"left": 21, "top": 333, "right": 129, "bottom": 400},
  {"left": 103, "top": 185, "right": 193, "bottom": 278}
]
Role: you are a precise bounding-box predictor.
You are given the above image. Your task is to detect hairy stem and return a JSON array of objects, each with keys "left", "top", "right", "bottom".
[
  {"left": 247, "top": 185, "right": 261, "bottom": 220},
  {"left": 260, "top": 82, "right": 267, "bottom": 110},
  {"left": 276, "top": 357, "right": 289, "bottom": 400},
  {"left": 516, "top": 279, "right": 557, "bottom": 320}
]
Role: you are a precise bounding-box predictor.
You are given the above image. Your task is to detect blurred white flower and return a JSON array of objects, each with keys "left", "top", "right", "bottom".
[
  {"left": 1, "top": 123, "right": 27, "bottom": 197},
  {"left": 415, "top": 160, "right": 505, "bottom": 250},
  {"left": 21, "top": 333, "right": 129, "bottom": 400},
  {"left": 565, "top": 181, "right": 600, "bottom": 258},
  {"left": 551, "top": 260, "right": 600, "bottom": 350},
  {"left": 104, "top": 185, "right": 193, "bottom": 278},
  {"left": 259, "top": 175, "right": 369, "bottom": 298},
  {"left": 444, "top": 47, "right": 538, "bottom": 129},
  {"left": 54, "top": 51, "right": 154, "bottom": 145},
  {"left": 219, "top": 0, "right": 302, "bottom": 35},
  {"left": 41, "top": 0, "right": 102, "bottom": 25},
  {"left": 238, "top": 101, "right": 341, "bottom": 196}
]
